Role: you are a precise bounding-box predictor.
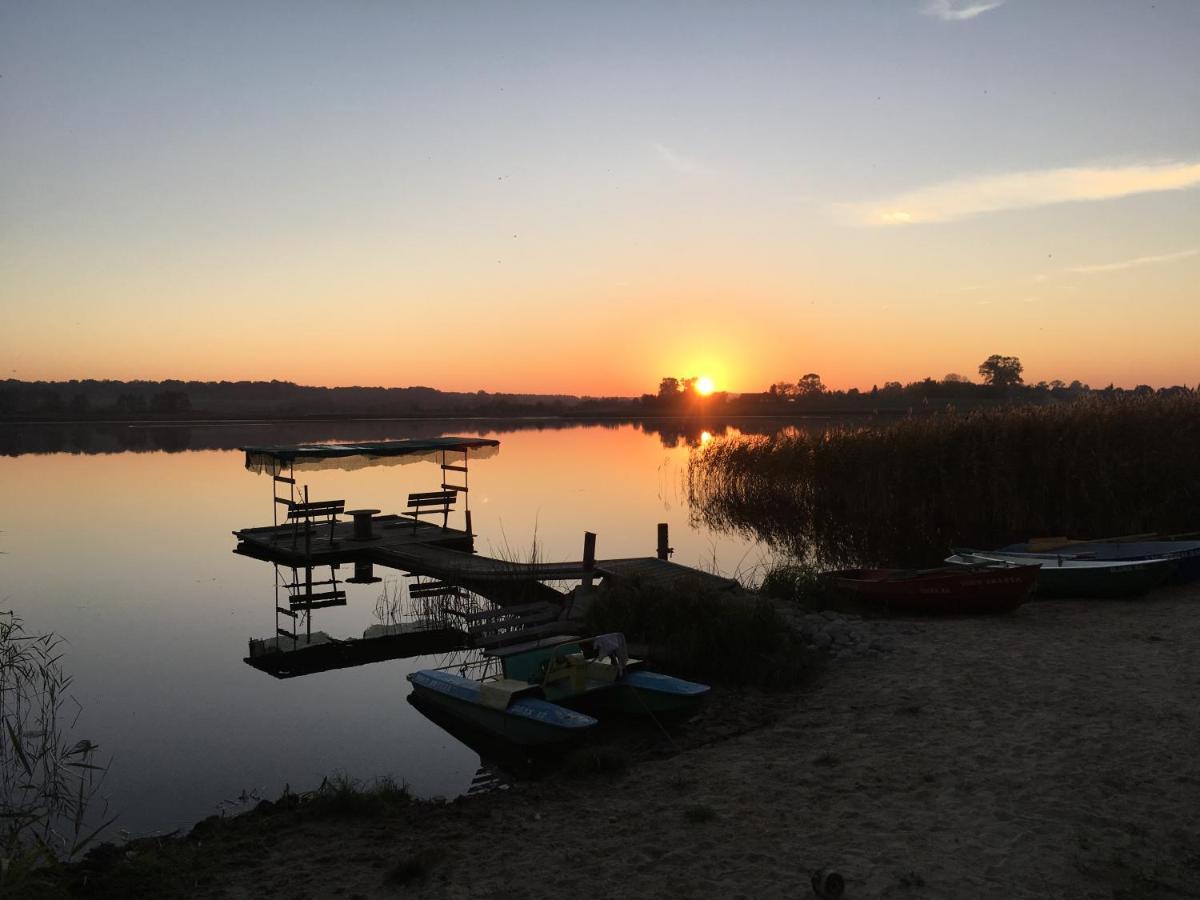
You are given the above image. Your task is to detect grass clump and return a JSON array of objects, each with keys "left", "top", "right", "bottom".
[
  {"left": 689, "top": 393, "right": 1200, "bottom": 567},
  {"left": 758, "top": 562, "right": 835, "bottom": 610},
  {"left": 299, "top": 773, "right": 412, "bottom": 818},
  {"left": 585, "top": 577, "right": 819, "bottom": 691}
]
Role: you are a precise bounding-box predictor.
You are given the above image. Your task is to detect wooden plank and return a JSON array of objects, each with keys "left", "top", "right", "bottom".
[
  {"left": 282, "top": 578, "right": 338, "bottom": 589},
  {"left": 440, "top": 464, "right": 469, "bottom": 473},
  {"left": 409, "top": 583, "right": 461, "bottom": 598},
  {"left": 440, "top": 484, "right": 468, "bottom": 492},
  {"left": 276, "top": 606, "right": 299, "bottom": 618},
  {"left": 408, "top": 490, "right": 457, "bottom": 501},
  {"left": 286, "top": 500, "right": 345, "bottom": 514},
  {"left": 277, "top": 628, "right": 297, "bottom": 640},
  {"left": 273, "top": 475, "right": 296, "bottom": 485},
  {"left": 288, "top": 590, "right": 346, "bottom": 605},
  {"left": 290, "top": 598, "right": 347, "bottom": 611}
]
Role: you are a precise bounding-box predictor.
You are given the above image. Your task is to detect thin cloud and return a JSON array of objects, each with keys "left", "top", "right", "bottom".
[
  {"left": 921, "top": 0, "right": 1005, "bottom": 21},
  {"left": 1068, "top": 248, "right": 1198, "bottom": 274},
  {"left": 844, "top": 161, "right": 1200, "bottom": 226},
  {"left": 652, "top": 142, "right": 714, "bottom": 177}
]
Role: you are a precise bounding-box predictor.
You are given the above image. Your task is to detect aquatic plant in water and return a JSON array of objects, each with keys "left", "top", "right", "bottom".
[
  {"left": 0, "top": 611, "right": 113, "bottom": 890},
  {"left": 688, "top": 394, "right": 1200, "bottom": 567}
]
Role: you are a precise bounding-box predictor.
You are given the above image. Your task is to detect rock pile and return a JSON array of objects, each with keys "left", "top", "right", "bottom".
[{"left": 775, "top": 607, "right": 897, "bottom": 659}]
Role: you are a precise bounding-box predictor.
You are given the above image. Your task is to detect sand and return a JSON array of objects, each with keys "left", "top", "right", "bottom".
[{"left": 78, "top": 583, "right": 1200, "bottom": 899}]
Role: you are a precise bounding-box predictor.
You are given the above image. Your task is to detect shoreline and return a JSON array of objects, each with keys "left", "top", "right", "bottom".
[{"left": 62, "top": 584, "right": 1200, "bottom": 898}]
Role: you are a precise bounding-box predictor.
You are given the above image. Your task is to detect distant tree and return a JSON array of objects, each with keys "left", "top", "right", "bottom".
[
  {"left": 1048, "top": 379, "right": 1067, "bottom": 391},
  {"left": 115, "top": 393, "right": 147, "bottom": 413},
  {"left": 942, "top": 373, "right": 971, "bottom": 384},
  {"left": 150, "top": 390, "right": 192, "bottom": 413},
  {"left": 68, "top": 393, "right": 90, "bottom": 415},
  {"left": 978, "top": 355, "right": 1024, "bottom": 388},
  {"left": 796, "top": 373, "right": 826, "bottom": 396},
  {"left": 770, "top": 381, "right": 799, "bottom": 399},
  {"left": 1133, "top": 384, "right": 1153, "bottom": 396},
  {"left": 679, "top": 377, "right": 698, "bottom": 395},
  {"left": 657, "top": 377, "right": 681, "bottom": 399},
  {"left": 39, "top": 390, "right": 64, "bottom": 413}
]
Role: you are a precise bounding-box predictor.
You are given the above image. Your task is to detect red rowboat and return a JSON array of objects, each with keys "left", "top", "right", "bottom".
[{"left": 825, "top": 565, "right": 1038, "bottom": 614}]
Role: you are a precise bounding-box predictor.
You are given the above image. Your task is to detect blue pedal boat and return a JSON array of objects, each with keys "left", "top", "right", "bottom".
[
  {"left": 491, "top": 634, "right": 711, "bottom": 718},
  {"left": 406, "top": 669, "right": 597, "bottom": 747}
]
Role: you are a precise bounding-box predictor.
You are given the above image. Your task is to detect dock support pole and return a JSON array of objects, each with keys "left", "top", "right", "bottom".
[
  {"left": 582, "top": 531, "right": 597, "bottom": 590},
  {"left": 657, "top": 523, "right": 673, "bottom": 560}
]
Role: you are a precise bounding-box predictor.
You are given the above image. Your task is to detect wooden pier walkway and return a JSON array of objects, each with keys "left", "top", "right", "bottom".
[{"left": 234, "top": 518, "right": 738, "bottom": 595}]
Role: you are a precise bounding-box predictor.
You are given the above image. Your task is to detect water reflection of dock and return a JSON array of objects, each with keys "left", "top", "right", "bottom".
[
  {"left": 244, "top": 562, "right": 479, "bottom": 678},
  {"left": 233, "top": 437, "right": 737, "bottom": 674}
]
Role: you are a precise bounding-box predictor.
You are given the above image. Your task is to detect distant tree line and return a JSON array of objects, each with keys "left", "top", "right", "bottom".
[
  {"left": 0, "top": 379, "right": 598, "bottom": 421},
  {"left": 640, "top": 355, "right": 1196, "bottom": 414},
  {"left": 3, "top": 358, "right": 1195, "bottom": 423}
]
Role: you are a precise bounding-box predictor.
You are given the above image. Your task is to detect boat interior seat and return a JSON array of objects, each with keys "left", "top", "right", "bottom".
[{"left": 478, "top": 678, "right": 542, "bottom": 710}]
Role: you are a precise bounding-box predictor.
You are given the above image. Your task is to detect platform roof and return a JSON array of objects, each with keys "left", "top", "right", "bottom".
[{"left": 242, "top": 437, "right": 500, "bottom": 474}]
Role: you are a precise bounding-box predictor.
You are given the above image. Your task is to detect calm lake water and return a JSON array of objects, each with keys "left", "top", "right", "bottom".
[{"left": 0, "top": 418, "right": 798, "bottom": 838}]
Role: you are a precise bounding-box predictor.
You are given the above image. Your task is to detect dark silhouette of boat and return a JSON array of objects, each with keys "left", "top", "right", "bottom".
[{"left": 826, "top": 565, "right": 1038, "bottom": 614}]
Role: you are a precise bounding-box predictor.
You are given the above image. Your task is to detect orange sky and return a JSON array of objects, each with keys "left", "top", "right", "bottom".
[{"left": 3, "top": 3, "right": 1198, "bottom": 394}]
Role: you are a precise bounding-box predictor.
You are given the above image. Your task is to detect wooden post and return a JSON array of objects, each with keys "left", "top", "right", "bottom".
[
  {"left": 657, "top": 523, "right": 673, "bottom": 560},
  {"left": 582, "top": 531, "right": 597, "bottom": 590}
]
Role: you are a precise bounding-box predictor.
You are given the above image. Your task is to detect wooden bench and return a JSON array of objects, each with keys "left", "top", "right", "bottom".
[
  {"left": 281, "top": 498, "right": 345, "bottom": 546},
  {"left": 402, "top": 490, "right": 457, "bottom": 531}
]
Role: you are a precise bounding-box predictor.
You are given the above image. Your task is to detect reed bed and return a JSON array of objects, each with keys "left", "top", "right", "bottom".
[{"left": 688, "top": 394, "right": 1200, "bottom": 567}]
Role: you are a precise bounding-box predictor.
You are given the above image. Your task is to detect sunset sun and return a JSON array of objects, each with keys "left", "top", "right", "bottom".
[{"left": 695, "top": 376, "right": 715, "bottom": 396}]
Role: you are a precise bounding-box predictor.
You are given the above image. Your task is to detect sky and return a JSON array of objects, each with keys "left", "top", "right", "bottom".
[{"left": 2, "top": 1, "right": 1198, "bottom": 394}]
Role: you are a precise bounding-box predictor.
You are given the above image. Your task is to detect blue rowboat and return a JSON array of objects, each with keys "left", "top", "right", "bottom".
[
  {"left": 406, "top": 669, "right": 597, "bottom": 747},
  {"left": 997, "top": 539, "right": 1200, "bottom": 584},
  {"left": 946, "top": 550, "right": 1174, "bottom": 598}
]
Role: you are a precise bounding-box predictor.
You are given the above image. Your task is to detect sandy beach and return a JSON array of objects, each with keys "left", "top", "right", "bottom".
[{"left": 74, "top": 583, "right": 1200, "bottom": 899}]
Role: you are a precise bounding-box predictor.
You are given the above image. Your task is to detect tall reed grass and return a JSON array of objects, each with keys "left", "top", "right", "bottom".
[
  {"left": 688, "top": 394, "right": 1200, "bottom": 567},
  {"left": 1, "top": 612, "right": 112, "bottom": 893}
]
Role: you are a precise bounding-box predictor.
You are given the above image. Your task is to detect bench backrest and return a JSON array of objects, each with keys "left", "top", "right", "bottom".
[
  {"left": 285, "top": 499, "right": 345, "bottom": 520},
  {"left": 407, "top": 490, "right": 457, "bottom": 507}
]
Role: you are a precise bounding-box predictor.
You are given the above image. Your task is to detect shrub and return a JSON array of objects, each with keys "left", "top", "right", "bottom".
[{"left": 585, "top": 577, "right": 819, "bottom": 690}]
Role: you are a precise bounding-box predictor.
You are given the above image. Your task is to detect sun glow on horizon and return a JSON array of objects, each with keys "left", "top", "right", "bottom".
[{"left": 695, "top": 376, "right": 715, "bottom": 396}]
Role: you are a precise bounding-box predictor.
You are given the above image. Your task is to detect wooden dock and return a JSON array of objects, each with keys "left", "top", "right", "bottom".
[{"left": 234, "top": 517, "right": 738, "bottom": 596}]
